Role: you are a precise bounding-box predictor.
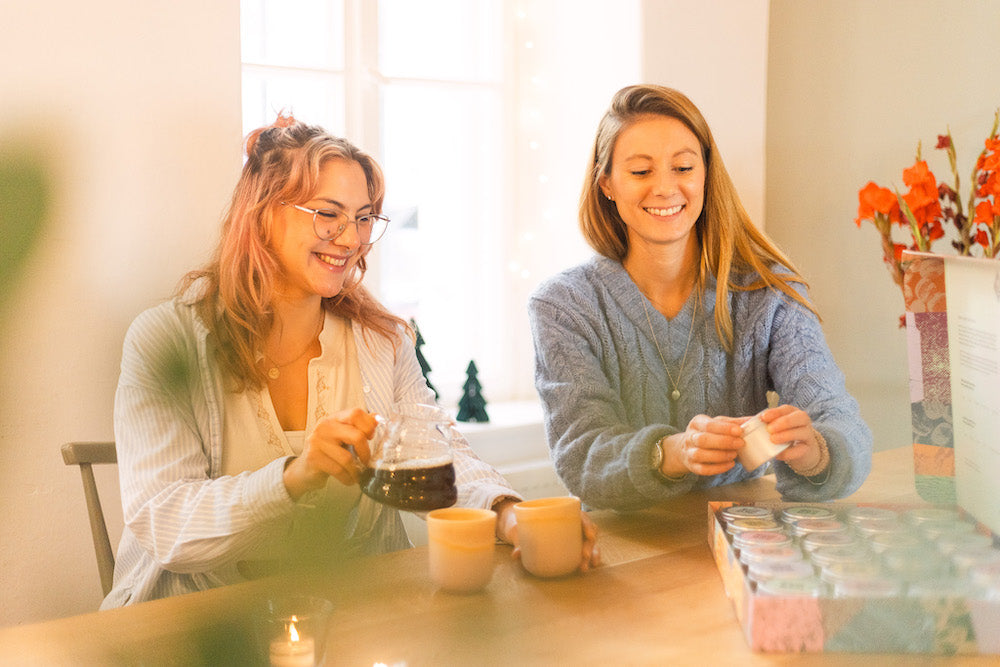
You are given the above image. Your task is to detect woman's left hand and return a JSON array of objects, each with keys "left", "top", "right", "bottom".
[
  {"left": 495, "top": 499, "right": 602, "bottom": 573},
  {"left": 761, "top": 404, "right": 825, "bottom": 475}
]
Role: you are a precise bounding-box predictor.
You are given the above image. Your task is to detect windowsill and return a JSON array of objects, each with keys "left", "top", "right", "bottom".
[
  {"left": 449, "top": 399, "right": 543, "bottom": 431},
  {"left": 447, "top": 400, "right": 546, "bottom": 468}
]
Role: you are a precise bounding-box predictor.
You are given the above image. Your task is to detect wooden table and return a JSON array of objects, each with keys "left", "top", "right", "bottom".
[{"left": 1, "top": 448, "right": 995, "bottom": 666}]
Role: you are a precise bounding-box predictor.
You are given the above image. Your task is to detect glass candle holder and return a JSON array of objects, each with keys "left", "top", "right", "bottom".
[
  {"left": 725, "top": 517, "right": 782, "bottom": 538},
  {"left": 952, "top": 546, "right": 1000, "bottom": 577},
  {"left": 757, "top": 576, "right": 825, "bottom": 597},
  {"left": 720, "top": 505, "right": 774, "bottom": 523},
  {"left": 801, "top": 531, "right": 859, "bottom": 554},
  {"left": 259, "top": 596, "right": 334, "bottom": 667},
  {"left": 740, "top": 544, "right": 804, "bottom": 567},
  {"left": 780, "top": 505, "right": 837, "bottom": 526},
  {"left": 733, "top": 529, "right": 793, "bottom": 552},
  {"left": 747, "top": 560, "right": 814, "bottom": 587},
  {"left": 790, "top": 518, "right": 848, "bottom": 541},
  {"left": 844, "top": 506, "right": 898, "bottom": 525}
]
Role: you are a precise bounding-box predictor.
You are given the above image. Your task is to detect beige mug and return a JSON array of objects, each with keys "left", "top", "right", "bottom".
[
  {"left": 513, "top": 496, "right": 582, "bottom": 578},
  {"left": 426, "top": 507, "right": 497, "bottom": 593}
]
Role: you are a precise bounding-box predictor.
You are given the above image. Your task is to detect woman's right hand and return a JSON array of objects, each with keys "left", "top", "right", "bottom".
[
  {"left": 282, "top": 408, "right": 378, "bottom": 500},
  {"left": 661, "top": 414, "right": 744, "bottom": 478}
]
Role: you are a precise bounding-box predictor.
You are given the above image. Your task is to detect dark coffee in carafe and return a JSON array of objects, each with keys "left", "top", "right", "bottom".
[{"left": 360, "top": 459, "right": 457, "bottom": 511}]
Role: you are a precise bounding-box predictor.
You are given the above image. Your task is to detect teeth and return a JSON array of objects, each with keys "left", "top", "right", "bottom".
[
  {"left": 646, "top": 205, "right": 684, "bottom": 216},
  {"left": 317, "top": 254, "right": 347, "bottom": 267}
]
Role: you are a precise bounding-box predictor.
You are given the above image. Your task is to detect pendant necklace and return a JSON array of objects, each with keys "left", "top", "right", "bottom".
[
  {"left": 263, "top": 312, "right": 324, "bottom": 380},
  {"left": 641, "top": 295, "right": 697, "bottom": 419}
]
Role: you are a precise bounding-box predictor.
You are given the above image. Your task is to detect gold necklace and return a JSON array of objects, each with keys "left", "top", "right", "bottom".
[
  {"left": 263, "top": 312, "right": 324, "bottom": 380},
  {"left": 641, "top": 296, "right": 697, "bottom": 403}
]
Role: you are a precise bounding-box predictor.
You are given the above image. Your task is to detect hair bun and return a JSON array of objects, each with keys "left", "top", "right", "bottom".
[
  {"left": 244, "top": 111, "right": 299, "bottom": 159},
  {"left": 272, "top": 111, "right": 296, "bottom": 128}
]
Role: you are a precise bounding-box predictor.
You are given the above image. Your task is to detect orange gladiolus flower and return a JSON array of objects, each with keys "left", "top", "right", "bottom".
[
  {"left": 902, "top": 160, "right": 939, "bottom": 196},
  {"left": 901, "top": 160, "right": 942, "bottom": 226},
  {"left": 980, "top": 137, "right": 1000, "bottom": 171},
  {"left": 856, "top": 181, "right": 900, "bottom": 226},
  {"left": 855, "top": 110, "right": 1000, "bottom": 313},
  {"left": 974, "top": 199, "right": 1000, "bottom": 224},
  {"left": 978, "top": 170, "right": 999, "bottom": 198},
  {"left": 927, "top": 220, "right": 945, "bottom": 241}
]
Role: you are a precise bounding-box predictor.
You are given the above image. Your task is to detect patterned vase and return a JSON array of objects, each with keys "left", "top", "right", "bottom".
[{"left": 901, "top": 250, "right": 956, "bottom": 504}]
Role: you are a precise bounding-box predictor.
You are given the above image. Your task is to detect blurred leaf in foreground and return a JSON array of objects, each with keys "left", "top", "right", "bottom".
[{"left": 0, "top": 143, "right": 50, "bottom": 312}]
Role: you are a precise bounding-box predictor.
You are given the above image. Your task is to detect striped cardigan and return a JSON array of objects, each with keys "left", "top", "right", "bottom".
[{"left": 102, "top": 286, "right": 518, "bottom": 608}]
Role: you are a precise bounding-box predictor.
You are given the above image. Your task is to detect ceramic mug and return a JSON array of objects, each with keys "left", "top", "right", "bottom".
[
  {"left": 426, "top": 507, "right": 497, "bottom": 593},
  {"left": 513, "top": 496, "right": 582, "bottom": 578}
]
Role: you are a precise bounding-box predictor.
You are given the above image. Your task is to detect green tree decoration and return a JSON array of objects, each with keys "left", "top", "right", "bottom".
[
  {"left": 457, "top": 360, "right": 489, "bottom": 422},
  {"left": 410, "top": 319, "right": 439, "bottom": 399}
]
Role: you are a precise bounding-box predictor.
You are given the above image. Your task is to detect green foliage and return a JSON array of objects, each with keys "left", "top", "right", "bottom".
[{"left": 0, "top": 148, "right": 49, "bottom": 312}]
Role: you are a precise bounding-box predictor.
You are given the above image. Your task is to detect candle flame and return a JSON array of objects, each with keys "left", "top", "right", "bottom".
[{"left": 289, "top": 616, "right": 300, "bottom": 642}]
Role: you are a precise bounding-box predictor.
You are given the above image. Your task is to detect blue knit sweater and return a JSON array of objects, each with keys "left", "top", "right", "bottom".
[{"left": 528, "top": 255, "right": 872, "bottom": 511}]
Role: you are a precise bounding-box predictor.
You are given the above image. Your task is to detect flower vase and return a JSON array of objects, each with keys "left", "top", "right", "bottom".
[{"left": 901, "top": 250, "right": 956, "bottom": 504}]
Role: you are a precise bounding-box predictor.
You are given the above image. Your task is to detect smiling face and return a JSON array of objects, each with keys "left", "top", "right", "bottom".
[
  {"left": 599, "top": 114, "right": 706, "bottom": 257},
  {"left": 271, "top": 157, "right": 372, "bottom": 302}
]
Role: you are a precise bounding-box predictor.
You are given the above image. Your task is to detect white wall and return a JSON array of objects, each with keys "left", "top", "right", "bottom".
[
  {"left": 765, "top": 0, "right": 1000, "bottom": 452},
  {"left": 642, "top": 0, "right": 770, "bottom": 226},
  {"left": 0, "top": 0, "right": 241, "bottom": 625}
]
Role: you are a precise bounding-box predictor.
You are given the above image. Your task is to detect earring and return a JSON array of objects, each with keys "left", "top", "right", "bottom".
[{"left": 605, "top": 193, "right": 614, "bottom": 202}]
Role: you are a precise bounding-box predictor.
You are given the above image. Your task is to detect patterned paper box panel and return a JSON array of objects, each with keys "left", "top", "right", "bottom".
[
  {"left": 707, "top": 501, "right": 1000, "bottom": 655},
  {"left": 902, "top": 251, "right": 957, "bottom": 504},
  {"left": 709, "top": 503, "right": 751, "bottom": 628}
]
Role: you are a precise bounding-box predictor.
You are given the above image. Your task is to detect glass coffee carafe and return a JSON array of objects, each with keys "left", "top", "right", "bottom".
[{"left": 360, "top": 403, "right": 458, "bottom": 511}]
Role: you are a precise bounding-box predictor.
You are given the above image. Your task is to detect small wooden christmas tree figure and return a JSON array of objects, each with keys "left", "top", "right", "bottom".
[
  {"left": 410, "top": 319, "right": 439, "bottom": 399},
  {"left": 457, "top": 360, "right": 489, "bottom": 422}
]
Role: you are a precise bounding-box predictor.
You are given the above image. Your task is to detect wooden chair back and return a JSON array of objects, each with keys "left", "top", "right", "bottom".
[{"left": 61, "top": 441, "right": 118, "bottom": 596}]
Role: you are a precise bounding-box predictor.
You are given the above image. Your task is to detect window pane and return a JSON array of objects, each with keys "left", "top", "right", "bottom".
[
  {"left": 378, "top": 0, "right": 502, "bottom": 82},
  {"left": 378, "top": 82, "right": 503, "bottom": 398},
  {"left": 241, "top": 0, "right": 344, "bottom": 69},
  {"left": 242, "top": 69, "right": 345, "bottom": 138}
]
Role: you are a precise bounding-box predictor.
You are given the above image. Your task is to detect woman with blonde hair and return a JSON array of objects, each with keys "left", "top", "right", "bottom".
[
  {"left": 529, "top": 85, "right": 871, "bottom": 510},
  {"left": 104, "top": 116, "right": 597, "bottom": 608}
]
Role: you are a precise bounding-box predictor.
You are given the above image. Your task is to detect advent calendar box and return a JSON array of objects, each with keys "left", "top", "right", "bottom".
[
  {"left": 708, "top": 500, "right": 1000, "bottom": 654},
  {"left": 707, "top": 252, "right": 1000, "bottom": 654}
]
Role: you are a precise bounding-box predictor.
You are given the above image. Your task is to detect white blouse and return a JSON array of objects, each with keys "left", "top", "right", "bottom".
[{"left": 105, "top": 286, "right": 520, "bottom": 608}]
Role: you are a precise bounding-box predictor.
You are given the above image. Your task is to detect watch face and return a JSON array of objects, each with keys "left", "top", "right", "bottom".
[{"left": 651, "top": 439, "right": 664, "bottom": 470}]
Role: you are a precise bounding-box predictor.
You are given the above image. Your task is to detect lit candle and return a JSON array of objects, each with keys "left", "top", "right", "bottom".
[{"left": 269, "top": 616, "right": 315, "bottom": 667}]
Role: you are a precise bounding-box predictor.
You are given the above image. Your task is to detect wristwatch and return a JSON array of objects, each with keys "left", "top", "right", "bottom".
[
  {"left": 651, "top": 436, "right": 689, "bottom": 482},
  {"left": 650, "top": 437, "right": 665, "bottom": 472}
]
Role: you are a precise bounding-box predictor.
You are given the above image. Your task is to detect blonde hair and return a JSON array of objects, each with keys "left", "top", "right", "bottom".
[
  {"left": 181, "top": 114, "right": 407, "bottom": 388},
  {"left": 579, "top": 85, "right": 816, "bottom": 350}
]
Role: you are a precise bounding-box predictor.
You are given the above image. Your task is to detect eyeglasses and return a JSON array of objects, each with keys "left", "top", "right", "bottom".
[{"left": 282, "top": 202, "right": 390, "bottom": 246}]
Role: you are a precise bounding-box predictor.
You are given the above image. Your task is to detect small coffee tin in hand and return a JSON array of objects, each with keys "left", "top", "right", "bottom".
[{"left": 738, "top": 414, "right": 789, "bottom": 471}]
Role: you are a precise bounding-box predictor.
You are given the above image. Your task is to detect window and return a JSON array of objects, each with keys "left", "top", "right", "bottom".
[{"left": 241, "top": 0, "right": 639, "bottom": 407}]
